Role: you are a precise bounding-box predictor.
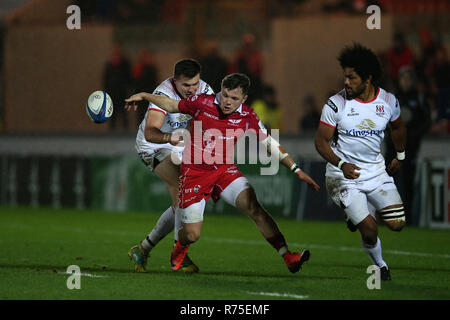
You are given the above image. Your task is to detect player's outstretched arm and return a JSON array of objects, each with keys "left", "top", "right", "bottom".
[
  {"left": 314, "top": 122, "right": 360, "bottom": 179},
  {"left": 125, "top": 92, "right": 180, "bottom": 114},
  {"left": 261, "top": 135, "right": 320, "bottom": 191},
  {"left": 144, "top": 110, "right": 182, "bottom": 145},
  {"left": 386, "top": 116, "right": 406, "bottom": 176}
]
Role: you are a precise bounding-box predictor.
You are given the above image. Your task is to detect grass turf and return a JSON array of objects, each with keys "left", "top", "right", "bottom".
[{"left": 0, "top": 206, "right": 449, "bottom": 300}]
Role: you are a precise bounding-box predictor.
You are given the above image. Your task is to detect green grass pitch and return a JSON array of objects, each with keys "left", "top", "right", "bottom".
[{"left": 0, "top": 206, "right": 449, "bottom": 300}]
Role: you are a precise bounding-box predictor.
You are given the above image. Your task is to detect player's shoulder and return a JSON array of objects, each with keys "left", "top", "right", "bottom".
[
  {"left": 377, "top": 87, "right": 398, "bottom": 109},
  {"left": 186, "top": 92, "right": 214, "bottom": 106},
  {"left": 241, "top": 104, "right": 259, "bottom": 118},
  {"left": 153, "top": 78, "right": 174, "bottom": 98},
  {"left": 325, "top": 89, "right": 347, "bottom": 113},
  {"left": 198, "top": 80, "right": 214, "bottom": 94}
]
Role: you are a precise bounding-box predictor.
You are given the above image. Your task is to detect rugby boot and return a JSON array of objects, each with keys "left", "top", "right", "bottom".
[
  {"left": 170, "top": 241, "right": 190, "bottom": 272},
  {"left": 128, "top": 243, "right": 149, "bottom": 273},
  {"left": 283, "top": 250, "right": 310, "bottom": 274},
  {"left": 174, "top": 254, "right": 199, "bottom": 273},
  {"left": 380, "top": 266, "right": 392, "bottom": 281}
]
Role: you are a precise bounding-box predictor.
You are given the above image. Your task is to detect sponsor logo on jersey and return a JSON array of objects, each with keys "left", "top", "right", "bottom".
[
  {"left": 347, "top": 107, "right": 359, "bottom": 116},
  {"left": 375, "top": 105, "right": 385, "bottom": 117},
  {"left": 190, "top": 94, "right": 199, "bottom": 102},
  {"left": 356, "top": 119, "right": 376, "bottom": 130},
  {"left": 167, "top": 120, "right": 189, "bottom": 128},
  {"left": 185, "top": 185, "right": 202, "bottom": 194},
  {"left": 326, "top": 99, "right": 338, "bottom": 113},
  {"left": 154, "top": 91, "right": 170, "bottom": 98},
  {"left": 346, "top": 119, "right": 383, "bottom": 136},
  {"left": 340, "top": 188, "right": 349, "bottom": 198},
  {"left": 228, "top": 119, "right": 242, "bottom": 125},
  {"left": 204, "top": 111, "right": 219, "bottom": 120},
  {"left": 177, "top": 114, "right": 192, "bottom": 122}
]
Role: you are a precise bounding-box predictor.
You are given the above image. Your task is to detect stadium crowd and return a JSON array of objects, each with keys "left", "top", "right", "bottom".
[{"left": 81, "top": 0, "right": 450, "bottom": 136}]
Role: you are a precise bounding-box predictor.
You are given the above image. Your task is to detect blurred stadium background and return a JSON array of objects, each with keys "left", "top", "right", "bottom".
[{"left": 0, "top": 0, "right": 449, "bottom": 229}]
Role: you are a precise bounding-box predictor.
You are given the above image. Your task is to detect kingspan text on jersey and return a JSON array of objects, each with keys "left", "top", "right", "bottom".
[{"left": 345, "top": 129, "right": 384, "bottom": 137}]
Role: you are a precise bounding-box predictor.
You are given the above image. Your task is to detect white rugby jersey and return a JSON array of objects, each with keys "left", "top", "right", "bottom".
[
  {"left": 136, "top": 77, "right": 214, "bottom": 154},
  {"left": 320, "top": 87, "right": 401, "bottom": 181}
]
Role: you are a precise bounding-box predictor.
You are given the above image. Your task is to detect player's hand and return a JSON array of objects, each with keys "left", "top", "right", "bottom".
[
  {"left": 169, "top": 134, "right": 183, "bottom": 146},
  {"left": 124, "top": 93, "right": 145, "bottom": 111},
  {"left": 386, "top": 158, "right": 402, "bottom": 176},
  {"left": 341, "top": 162, "right": 361, "bottom": 179},
  {"left": 296, "top": 170, "right": 320, "bottom": 191}
]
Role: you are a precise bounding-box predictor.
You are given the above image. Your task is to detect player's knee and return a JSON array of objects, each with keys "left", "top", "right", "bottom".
[
  {"left": 386, "top": 218, "right": 405, "bottom": 232},
  {"left": 184, "top": 229, "right": 201, "bottom": 243},
  {"left": 361, "top": 232, "right": 377, "bottom": 246},
  {"left": 379, "top": 205, "right": 405, "bottom": 231},
  {"left": 186, "top": 232, "right": 200, "bottom": 243}
]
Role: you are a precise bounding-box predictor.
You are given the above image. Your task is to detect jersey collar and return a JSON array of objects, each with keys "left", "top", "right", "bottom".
[
  {"left": 354, "top": 87, "right": 380, "bottom": 103},
  {"left": 214, "top": 92, "right": 243, "bottom": 114},
  {"left": 170, "top": 78, "right": 184, "bottom": 99}
]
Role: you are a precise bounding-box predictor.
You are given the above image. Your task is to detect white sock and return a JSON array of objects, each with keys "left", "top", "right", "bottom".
[
  {"left": 362, "top": 237, "right": 387, "bottom": 269},
  {"left": 174, "top": 206, "right": 182, "bottom": 242},
  {"left": 141, "top": 206, "right": 175, "bottom": 251}
]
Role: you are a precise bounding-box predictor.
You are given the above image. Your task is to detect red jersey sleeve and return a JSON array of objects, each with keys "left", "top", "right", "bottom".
[
  {"left": 247, "top": 111, "right": 269, "bottom": 141},
  {"left": 178, "top": 94, "right": 204, "bottom": 116}
]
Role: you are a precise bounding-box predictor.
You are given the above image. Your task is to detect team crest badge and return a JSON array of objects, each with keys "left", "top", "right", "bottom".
[{"left": 375, "top": 105, "right": 385, "bottom": 117}]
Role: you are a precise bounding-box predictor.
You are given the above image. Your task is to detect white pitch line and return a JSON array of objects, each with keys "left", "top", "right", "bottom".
[
  {"left": 58, "top": 272, "right": 107, "bottom": 278},
  {"left": 247, "top": 291, "right": 309, "bottom": 299},
  {"left": 204, "top": 237, "right": 450, "bottom": 259}
]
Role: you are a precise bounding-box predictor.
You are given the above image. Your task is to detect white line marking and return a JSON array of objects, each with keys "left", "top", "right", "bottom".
[
  {"left": 204, "top": 237, "right": 450, "bottom": 259},
  {"left": 247, "top": 291, "right": 309, "bottom": 299},
  {"left": 58, "top": 272, "right": 107, "bottom": 278}
]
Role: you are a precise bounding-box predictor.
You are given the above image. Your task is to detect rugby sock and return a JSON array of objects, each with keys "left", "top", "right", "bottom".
[
  {"left": 141, "top": 206, "right": 175, "bottom": 252},
  {"left": 174, "top": 206, "right": 182, "bottom": 241},
  {"left": 266, "top": 232, "right": 288, "bottom": 257},
  {"left": 362, "top": 237, "right": 387, "bottom": 268}
]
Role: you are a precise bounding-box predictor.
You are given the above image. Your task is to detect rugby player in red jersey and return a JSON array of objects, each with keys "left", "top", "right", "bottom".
[{"left": 125, "top": 73, "right": 319, "bottom": 273}]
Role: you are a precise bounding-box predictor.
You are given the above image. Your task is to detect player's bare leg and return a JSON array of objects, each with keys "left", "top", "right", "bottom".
[
  {"left": 170, "top": 221, "right": 203, "bottom": 270},
  {"left": 357, "top": 215, "right": 391, "bottom": 280},
  {"left": 235, "top": 187, "right": 310, "bottom": 273},
  {"left": 170, "top": 200, "right": 204, "bottom": 272},
  {"left": 130, "top": 157, "right": 198, "bottom": 272}
]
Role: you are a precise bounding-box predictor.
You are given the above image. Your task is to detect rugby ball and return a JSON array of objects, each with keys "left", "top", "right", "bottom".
[{"left": 86, "top": 91, "right": 113, "bottom": 123}]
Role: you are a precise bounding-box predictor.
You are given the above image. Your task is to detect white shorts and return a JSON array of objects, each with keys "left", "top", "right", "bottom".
[
  {"left": 137, "top": 145, "right": 183, "bottom": 171},
  {"left": 177, "top": 176, "right": 251, "bottom": 223},
  {"left": 326, "top": 171, "right": 403, "bottom": 225}
]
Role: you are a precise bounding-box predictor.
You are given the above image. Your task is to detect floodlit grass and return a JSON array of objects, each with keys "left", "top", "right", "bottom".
[{"left": 0, "top": 206, "right": 449, "bottom": 300}]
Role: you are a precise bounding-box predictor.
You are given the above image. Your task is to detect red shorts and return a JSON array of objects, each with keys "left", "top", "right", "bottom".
[{"left": 178, "top": 164, "right": 244, "bottom": 208}]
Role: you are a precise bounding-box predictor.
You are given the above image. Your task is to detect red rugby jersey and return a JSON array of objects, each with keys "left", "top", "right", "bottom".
[{"left": 178, "top": 93, "right": 268, "bottom": 171}]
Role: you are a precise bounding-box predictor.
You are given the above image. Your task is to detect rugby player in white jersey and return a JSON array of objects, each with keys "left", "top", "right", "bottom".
[
  {"left": 128, "top": 59, "right": 214, "bottom": 273},
  {"left": 315, "top": 44, "right": 407, "bottom": 281}
]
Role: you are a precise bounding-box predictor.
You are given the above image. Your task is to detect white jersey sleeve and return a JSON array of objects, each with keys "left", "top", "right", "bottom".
[
  {"left": 135, "top": 78, "right": 214, "bottom": 156},
  {"left": 320, "top": 93, "right": 345, "bottom": 128},
  {"left": 320, "top": 99, "right": 338, "bottom": 128},
  {"left": 390, "top": 96, "right": 401, "bottom": 122}
]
